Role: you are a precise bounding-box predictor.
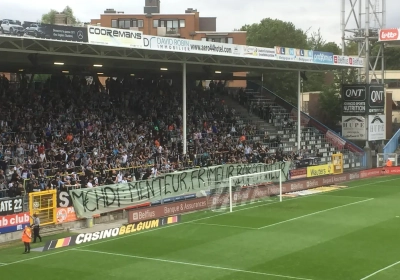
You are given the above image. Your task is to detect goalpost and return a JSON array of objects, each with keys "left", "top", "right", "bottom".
[{"left": 206, "top": 169, "right": 284, "bottom": 213}]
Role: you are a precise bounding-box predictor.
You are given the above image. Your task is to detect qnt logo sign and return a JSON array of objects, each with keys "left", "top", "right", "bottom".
[
  {"left": 379, "top": 29, "right": 399, "bottom": 41},
  {"left": 368, "top": 85, "right": 385, "bottom": 114}
]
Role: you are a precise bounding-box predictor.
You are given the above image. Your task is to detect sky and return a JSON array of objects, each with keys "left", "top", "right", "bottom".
[{"left": 2, "top": 0, "right": 400, "bottom": 44}]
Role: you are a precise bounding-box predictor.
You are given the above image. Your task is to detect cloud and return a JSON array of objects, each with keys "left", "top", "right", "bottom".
[{"left": 1, "top": 0, "right": 400, "bottom": 45}]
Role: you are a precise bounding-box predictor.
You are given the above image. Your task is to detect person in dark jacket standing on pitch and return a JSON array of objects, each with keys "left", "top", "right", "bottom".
[{"left": 31, "top": 213, "right": 42, "bottom": 243}]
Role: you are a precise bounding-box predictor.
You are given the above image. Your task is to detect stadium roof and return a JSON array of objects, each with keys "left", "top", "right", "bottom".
[{"left": 0, "top": 32, "right": 364, "bottom": 77}]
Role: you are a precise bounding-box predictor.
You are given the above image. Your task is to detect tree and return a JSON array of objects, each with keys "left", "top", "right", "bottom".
[
  {"left": 318, "top": 85, "right": 342, "bottom": 129},
  {"left": 41, "top": 9, "right": 57, "bottom": 24},
  {"left": 303, "top": 31, "right": 341, "bottom": 92},
  {"left": 316, "top": 68, "right": 358, "bottom": 130},
  {"left": 241, "top": 18, "right": 309, "bottom": 103},
  {"left": 41, "top": 6, "right": 79, "bottom": 25}
]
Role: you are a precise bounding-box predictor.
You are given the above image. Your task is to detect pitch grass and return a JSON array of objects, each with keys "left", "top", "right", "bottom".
[{"left": 1, "top": 176, "right": 400, "bottom": 280}]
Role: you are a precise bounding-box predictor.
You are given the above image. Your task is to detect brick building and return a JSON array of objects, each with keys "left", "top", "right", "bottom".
[{"left": 91, "top": 1, "right": 247, "bottom": 87}]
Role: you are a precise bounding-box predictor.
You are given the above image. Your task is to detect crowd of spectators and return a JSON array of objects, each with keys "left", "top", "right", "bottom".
[{"left": 0, "top": 74, "right": 295, "bottom": 198}]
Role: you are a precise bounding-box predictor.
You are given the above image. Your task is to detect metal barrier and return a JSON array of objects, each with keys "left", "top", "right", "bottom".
[
  {"left": 29, "top": 190, "right": 57, "bottom": 226},
  {"left": 383, "top": 128, "right": 400, "bottom": 154}
]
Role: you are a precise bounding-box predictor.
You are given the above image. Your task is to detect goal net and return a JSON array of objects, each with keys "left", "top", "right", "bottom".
[
  {"left": 377, "top": 153, "right": 398, "bottom": 167},
  {"left": 206, "top": 169, "right": 283, "bottom": 213}
]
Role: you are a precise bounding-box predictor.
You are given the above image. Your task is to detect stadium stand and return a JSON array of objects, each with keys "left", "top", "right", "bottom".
[
  {"left": 224, "top": 85, "right": 364, "bottom": 170},
  {"left": 0, "top": 75, "right": 299, "bottom": 198}
]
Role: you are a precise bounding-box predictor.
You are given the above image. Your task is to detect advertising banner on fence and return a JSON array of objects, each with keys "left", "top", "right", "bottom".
[
  {"left": 243, "top": 46, "right": 276, "bottom": 59},
  {"left": 368, "top": 85, "right": 385, "bottom": 114},
  {"left": 313, "top": 51, "right": 334, "bottom": 64},
  {"left": 0, "top": 212, "right": 30, "bottom": 234},
  {"left": 142, "top": 35, "right": 241, "bottom": 56},
  {"left": 70, "top": 162, "right": 291, "bottom": 218},
  {"left": 342, "top": 84, "right": 367, "bottom": 114},
  {"left": 56, "top": 207, "right": 79, "bottom": 224},
  {"left": 341, "top": 116, "right": 367, "bottom": 140},
  {"left": 0, "top": 197, "right": 24, "bottom": 216},
  {"left": 42, "top": 215, "right": 181, "bottom": 251},
  {"left": 368, "top": 115, "right": 386, "bottom": 141},
  {"left": 21, "top": 23, "right": 88, "bottom": 42},
  {"left": 334, "top": 55, "right": 364, "bottom": 67},
  {"left": 88, "top": 26, "right": 143, "bottom": 48},
  {"left": 275, "top": 46, "right": 296, "bottom": 61},
  {"left": 289, "top": 168, "right": 307, "bottom": 179},
  {"left": 57, "top": 191, "right": 73, "bottom": 208},
  {"left": 307, "top": 164, "right": 333, "bottom": 178},
  {"left": 295, "top": 49, "right": 314, "bottom": 63}
]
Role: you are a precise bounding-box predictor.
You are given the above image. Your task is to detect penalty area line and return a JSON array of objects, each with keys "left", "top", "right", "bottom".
[
  {"left": 359, "top": 260, "right": 400, "bottom": 280},
  {"left": 188, "top": 222, "right": 258, "bottom": 230},
  {"left": 257, "top": 198, "right": 374, "bottom": 230},
  {"left": 73, "top": 248, "right": 315, "bottom": 280}
]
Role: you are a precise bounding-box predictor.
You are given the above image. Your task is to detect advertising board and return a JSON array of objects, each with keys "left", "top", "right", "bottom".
[
  {"left": 313, "top": 51, "right": 334, "bottom": 64},
  {"left": 0, "top": 212, "right": 30, "bottom": 234},
  {"left": 289, "top": 168, "right": 307, "bottom": 179},
  {"left": 379, "top": 28, "right": 400, "bottom": 41},
  {"left": 0, "top": 197, "right": 24, "bottom": 216},
  {"left": 142, "top": 35, "right": 241, "bottom": 56},
  {"left": 56, "top": 207, "right": 79, "bottom": 224},
  {"left": 341, "top": 116, "right": 367, "bottom": 140},
  {"left": 295, "top": 49, "right": 314, "bottom": 63},
  {"left": 342, "top": 84, "right": 367, "bottom": 114},
  {"left": 306, "top": 164, "right": 333, "bottom": 178},
  {"left": 88, "top": 26, "right": 143, "bottom": 48},
  {"left": 23, "top": 24, "right": 88, "bottom": 42},
  {"left": 42, "top": 215, "right": 181, "bottom": 251},
  {"left": 274, "top": 46, "right": 296, "bottom": 61},
  {"left": 368, "top": 115, "right": 386, "bottom": 141},
  {"left": 368, "top": 85, "right": 385, "bottom": 114}
]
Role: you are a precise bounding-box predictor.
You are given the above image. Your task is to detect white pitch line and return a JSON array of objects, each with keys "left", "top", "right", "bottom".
[
  {"left": 359, "top": 260, "right": 400, "bottom": 280},
  {"left": 257, "top": 198, "right": 374, "bottom": 230},
  {"left": 0, "top": 177, "right": 398, "bottom": 268},
  {"left": 318, "top": 194, "right": 373, "bottom": 199},
  {"left": 73, "top": 248, "right": 314, "bottom": 280},
  {"left": 189, "top": 222, "right": 257, "bottom": 230},
  {"left": 0, "top": 263, "right": 7, "bottom": 265}
]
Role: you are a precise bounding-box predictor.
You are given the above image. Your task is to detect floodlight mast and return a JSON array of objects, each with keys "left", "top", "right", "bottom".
[{"left": 340, "top": 0, "right": 386, "bottom": 84}]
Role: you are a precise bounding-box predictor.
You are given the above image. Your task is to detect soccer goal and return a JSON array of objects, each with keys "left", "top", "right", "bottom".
[
  {"left": 377, "top": 153, "right": 398, "bottom": 167},
  {"left": 207, "top": 169, "right": 284, "bottom": 213}
]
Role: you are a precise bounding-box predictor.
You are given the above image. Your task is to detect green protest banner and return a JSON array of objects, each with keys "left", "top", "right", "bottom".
[{"left": 70, "top": 162, "right": 291, "bottom": 218}]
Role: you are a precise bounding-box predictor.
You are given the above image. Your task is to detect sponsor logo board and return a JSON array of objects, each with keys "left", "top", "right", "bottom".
[
  {"left": 43, "top": 216, "right": 181, "bottom": 251},
  {"left": 0, "top": 212, "right": 30, "bottom": 234},
  {"left": 342, "top": 116, "right": 367, "bottom": 140},
  {"left": 368, "top": 85, "right": 385, "bottom": 114},
  {"left": 368, "top": 115, "right": 386, "bottom": 141},
  {"left": 313, "top": 51, "right": 334, "bottom": 64},
  {"left": 379, "top": 28, "right": 399, "bottom": 41},
  {"left": 0, "top": 197, "right": 24, "bottom": 216},
  {"left": 57, "top": 207, "right": 79, "bottom": 224},
  {"left": 307, "top": 164, "right": 333, "bottom": 178},
  {"left": 342, "top": 85, "right": 367, "bottom": 114},
  {"left": 289, "top": 168, "right": 307, "bottom": 179},
  {"left": 88, "top": 26, "right": 143, "bottom": 48}
]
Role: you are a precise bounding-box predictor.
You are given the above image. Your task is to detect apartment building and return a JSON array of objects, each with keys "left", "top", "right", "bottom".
[{"left": 90, "top": 1, "right": 247, "bottom": 87}]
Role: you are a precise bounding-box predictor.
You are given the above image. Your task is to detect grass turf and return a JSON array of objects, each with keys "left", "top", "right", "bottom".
[{"left": 1, "top": 175, "right": 400, "bottom": 280}]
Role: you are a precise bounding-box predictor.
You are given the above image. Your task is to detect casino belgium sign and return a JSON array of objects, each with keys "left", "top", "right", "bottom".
[{"left": 342, "top": 84, "right": 385, "bottom": 115}]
